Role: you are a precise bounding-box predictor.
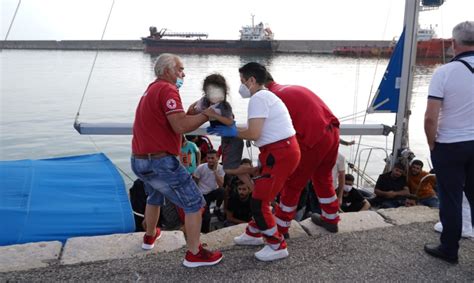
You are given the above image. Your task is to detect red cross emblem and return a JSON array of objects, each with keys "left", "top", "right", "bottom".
[{"left": 166, "top": 98, "right": 177, "bottom": 109}]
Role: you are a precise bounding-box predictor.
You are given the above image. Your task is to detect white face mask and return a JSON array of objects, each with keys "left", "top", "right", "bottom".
[
  {"left": 239, "top": 83, "right": 251, "bottom": 99},
  {"left": 343, "top": 185, "right": 353, "bottom": 192},
  {"left": 205, "top": 85, "right": 226, "bottom": 104}
]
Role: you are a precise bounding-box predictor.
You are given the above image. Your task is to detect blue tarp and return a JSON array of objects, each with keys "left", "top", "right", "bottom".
[{"left": 0, "top": 153, "right": 135, "bottom": 246}]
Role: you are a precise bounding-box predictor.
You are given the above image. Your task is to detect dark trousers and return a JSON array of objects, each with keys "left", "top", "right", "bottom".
[
  {"left": 204, "top": 188, "right": 225, "bottom": 209},
  {"left": 201, "top": 188, "right": 224, "bottom": 233},
  {"left": 431, "top": 140, "right": 474, "bottom": 256}
]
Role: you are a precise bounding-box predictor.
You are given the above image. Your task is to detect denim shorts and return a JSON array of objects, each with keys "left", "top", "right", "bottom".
[{"left": 131, "top": 155, "right": 205, "bottom": 214}]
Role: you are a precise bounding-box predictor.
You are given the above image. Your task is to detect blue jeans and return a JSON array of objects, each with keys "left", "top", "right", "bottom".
[
  {"left": 431, "top": 140, "right": 474, "bottom": 257},
  {"left": 131, "top": 156, "right": 205, "bottom": 214},
  {"left": 419, "top": 196, "right": 439, "bottom": 208}
]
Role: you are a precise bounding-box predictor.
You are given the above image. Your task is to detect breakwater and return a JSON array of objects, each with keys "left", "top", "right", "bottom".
[{"left": 1, "top": 39, "right": 392, "bottom": 54}]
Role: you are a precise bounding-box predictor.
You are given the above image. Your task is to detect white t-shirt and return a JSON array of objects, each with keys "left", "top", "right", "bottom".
[
  {"left": 332, "top": 153, "right": 345, "bottom": 189},
  {"left": 193, "top": 163, "right": 225, "bottom": 195},
  {"left": 247, "top": 89, "right": 295, "bottom": 147},
  {"left": 428, "top": 55, "right": 474, "bottom": 143}
]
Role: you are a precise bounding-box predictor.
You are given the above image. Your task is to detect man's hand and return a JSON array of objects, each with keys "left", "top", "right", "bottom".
[
  {"left": 207, "top": 122, "right": 237, "bottom": 137},
  {"left": 202, "top": 107, "right": 218, "bottom": 119},
  {"left": 386, "top": 191, "right": 396, "bottom": 199}
]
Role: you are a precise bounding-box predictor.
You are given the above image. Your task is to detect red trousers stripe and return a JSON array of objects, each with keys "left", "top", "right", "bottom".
[
  {"left": 276, "top": 126, "right": 340, "bottom": 233},
  {"left": 250, "top": 135, "right": 300, "bottom": 243}
]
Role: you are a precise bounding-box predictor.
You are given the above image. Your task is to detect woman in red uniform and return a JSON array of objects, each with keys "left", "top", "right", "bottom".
[{"left": 208, "top": 62, "right": 300, "bottom": 261}]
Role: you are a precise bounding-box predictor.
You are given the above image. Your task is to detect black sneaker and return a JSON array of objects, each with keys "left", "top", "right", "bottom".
[
  {"left": 311, "top": 213, "right": 338, "bottom": 233},
  {"left": 424, "top": 243, "right": 458, "bottom": 264}
]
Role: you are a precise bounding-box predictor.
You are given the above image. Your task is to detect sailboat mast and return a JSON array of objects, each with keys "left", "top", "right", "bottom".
[{"left": 391, "top": 0, "right": 420, "bottom": 167}]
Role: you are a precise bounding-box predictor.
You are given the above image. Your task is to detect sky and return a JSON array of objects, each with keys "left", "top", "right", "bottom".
[{"left": 1, "top": 0, "right": 473, "bottom": 41}]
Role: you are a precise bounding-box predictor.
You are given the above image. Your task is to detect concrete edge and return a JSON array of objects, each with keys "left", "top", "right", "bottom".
[{"left": 0, "top": 206, "right": 440, "bottom": 272}]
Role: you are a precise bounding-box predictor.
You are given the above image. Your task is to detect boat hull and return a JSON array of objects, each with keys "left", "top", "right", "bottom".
[
  {"left": 142, "top": 38, "right": 273, "bottom": 54},
  {"left": 333, "top": 38, "right": 453, "bottom": 58}
]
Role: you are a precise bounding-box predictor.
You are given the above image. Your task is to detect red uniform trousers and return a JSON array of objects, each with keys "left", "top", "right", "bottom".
[
  {"left": 275, "top": 125, "right": 340, "bottom": 234},
  {"left": 245, "top": 135, "right": 300, "bottom": 248}
]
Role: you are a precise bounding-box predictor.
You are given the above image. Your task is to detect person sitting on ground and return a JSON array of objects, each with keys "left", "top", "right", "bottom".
[
  {"left": 406, "top": 160, "right": 439, "bottom": 208},
  {"left": 193, "top": 149, "right": 225, "bottom": 233},
  {"left": 371, "top": 162, "right": 410, "bottom": 208},
  {"left": 340, "top": 174, "right": 371, "bottom": 212},
  {"left": 224, "top": 179, "right": 253, "bottom": 226},
  {"left": 186, "top": 135, "right": 214, "bottom": 164},
  {"left": 179, "top": 135, "right": 201, "bottom": 174}
]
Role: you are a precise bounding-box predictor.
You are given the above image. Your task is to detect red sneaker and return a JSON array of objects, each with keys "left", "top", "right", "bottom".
[
  {"left": 183, "top": 245, "right": 223, "bottom": 268},
  {"left": 142, "top": 227, "right": 162, "bottom": 250}
]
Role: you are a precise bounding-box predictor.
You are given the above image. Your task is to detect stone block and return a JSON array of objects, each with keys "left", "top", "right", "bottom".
[
  {"left": 201, "top": 223, "right": 247, "bottom": 250},
  {"left": 0, "top": 241, "right": 62, "bottom": 272},
  {"left": 60, "top": 231, "right": 185, "bottom": 265},
  {"left": 288, "top": 220, "right": 309, "bottom": 238},
  {"left": 300, "top": 211, "right": 392, "bottom": 236},
  {"left": 201, "top": 220, "right": 309, "bottom": 250},
  {"left": 377, "top": 206, "right": 439, "bottom": 226}
]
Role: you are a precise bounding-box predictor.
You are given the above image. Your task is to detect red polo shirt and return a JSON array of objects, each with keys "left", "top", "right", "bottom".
[
  {"left": 267, "top": 81, "right": 339, "bottom": 149},
  {"left": 132, "top": 79, "right": 184, "bottom": 156}
]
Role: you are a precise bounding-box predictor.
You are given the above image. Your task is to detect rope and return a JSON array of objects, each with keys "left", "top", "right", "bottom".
[
  {"left": 74, "top": 0, "right": 116, "bottom": 123},
  {"left": 86, "top": 135, "right": 135, "bottom": 183},
  {"left": 3, "top": 0, "right": 21, "bottom": 42}
]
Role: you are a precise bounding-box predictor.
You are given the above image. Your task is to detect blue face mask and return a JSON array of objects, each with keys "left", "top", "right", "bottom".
[{"left": 176, "top": 78, "right": 184, "bottom": 89}]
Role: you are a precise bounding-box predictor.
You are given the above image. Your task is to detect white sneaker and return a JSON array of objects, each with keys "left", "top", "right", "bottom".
[
  {"left": 254, "top": 245, "right": 289, "bottom": 261},
  {"left": 234, "top": 233, "right": 264, "bottom": 246},
  {"left": 434, "top": 221, "right": 474, "bottom": 238}
]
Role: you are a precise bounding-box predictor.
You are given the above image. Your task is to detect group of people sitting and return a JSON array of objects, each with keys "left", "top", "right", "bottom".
[
  {"left": 132, "top": 133, "right": 440, "bottom": 235},
  {"left": 371, "top": 159, "right": 439, "bottom": 209}
]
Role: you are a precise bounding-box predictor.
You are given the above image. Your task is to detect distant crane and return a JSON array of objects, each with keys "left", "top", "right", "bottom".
[{"left": 148, "top": 26, "right": 208, "bottom": 39}]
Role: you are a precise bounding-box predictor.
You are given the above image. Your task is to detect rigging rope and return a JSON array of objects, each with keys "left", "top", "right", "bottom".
[
  {"left": 71, "top": 0, "right": 135, "bottom": 186},
  {"left": 3, "top": 0, "right": 21, "bottom": 42},
  {"left": 345, "top": 1, "right": 394, "bottom": 185},
  {"left": 74, "top": 0, "right": 116, "bottom": 124}
]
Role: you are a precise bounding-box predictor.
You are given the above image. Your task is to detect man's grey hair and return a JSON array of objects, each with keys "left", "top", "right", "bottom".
[
  {"left": 452, "top": 21, "right": 474, "bottom": 46},
  {"left": 154, "top": 53, "right": 179, "bottom": 77}
]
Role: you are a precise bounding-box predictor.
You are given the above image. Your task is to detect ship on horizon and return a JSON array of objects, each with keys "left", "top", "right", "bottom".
[
  {"left": 142, "top": 15, "right": 275, "bottom": 54},
  {"left": 333, "top": 25, "right": 453, "bottom": 59}
]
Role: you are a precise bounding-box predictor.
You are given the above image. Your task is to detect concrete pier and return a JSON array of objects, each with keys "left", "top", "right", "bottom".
[
  {"left": 1, "top": 39, "right": 392, "bottom": 54},
  {"left": 1, "top": 205, "right": 473, "bottom": 281}
]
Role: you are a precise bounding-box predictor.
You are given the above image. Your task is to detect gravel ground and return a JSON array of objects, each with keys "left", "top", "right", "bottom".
[{"left": 1, "top": 222, "right": 473, "bottom": 282}]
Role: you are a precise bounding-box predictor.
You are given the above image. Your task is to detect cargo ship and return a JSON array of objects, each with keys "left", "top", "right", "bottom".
[
  {"left": 142, "top": 15, "right": 274, "bottom": 54},
  {"left": 333, "top": 26, "right": 453, "bottom": 59}
]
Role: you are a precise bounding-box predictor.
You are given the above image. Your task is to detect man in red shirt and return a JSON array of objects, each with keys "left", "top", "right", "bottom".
[
  {"left": 265, "top": 72, "right": 341, "bottom": 234},
  {"left": 131, "top": 53, "right": 222, "bottom": 268}
]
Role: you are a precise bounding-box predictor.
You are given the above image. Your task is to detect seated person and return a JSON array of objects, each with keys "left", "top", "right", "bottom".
[
  {"left": 223, "top": 158, "right": 254, "bottom": 215},
  {"left": 224, "top": 179, "right": 252, "bottom": 226},
  {"left": 371, "top": 162, "right": 410, "bottom": 208},
  {"left": 193, "top": 149, "right": 225, "bottom": 233},
  {"left": 341, "top": 174, "right": 371, "bottom": 212},
  {"left": 179, "top": 135, "right": 201, "bottom": 174},
  {"left": 407, "top": 160, "right": 439, "bottom": 208},
  {"left": 186, "top": 135, "right": 214, "bottom": 164}
]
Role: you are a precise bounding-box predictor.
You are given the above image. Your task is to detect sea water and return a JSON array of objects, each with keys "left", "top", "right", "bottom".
[{"left": 0, "top": 49, "right": 443, "bottom": 188}]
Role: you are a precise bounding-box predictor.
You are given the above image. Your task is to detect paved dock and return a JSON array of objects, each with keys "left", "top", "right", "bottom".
[{"left": 1, "top": 206, "right": 473, "bottom": 282}]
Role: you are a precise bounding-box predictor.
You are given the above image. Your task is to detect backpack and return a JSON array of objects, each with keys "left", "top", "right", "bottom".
[{"left": 129, "top": 179, "right": 182, "bottom": 231}]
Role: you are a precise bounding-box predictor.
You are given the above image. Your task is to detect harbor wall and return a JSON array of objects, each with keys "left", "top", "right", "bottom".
[
  {"left": 274, "top": 40, "right": 392, "bottom": 53},
  {"left": 0, "top": 40, "right": 143, "bottom": 51},
  {"left": 1, "top": 40, "right": 392, "bottom": 54}
]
